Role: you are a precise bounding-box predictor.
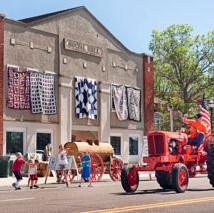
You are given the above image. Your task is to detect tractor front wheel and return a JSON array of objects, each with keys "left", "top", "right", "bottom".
[
  {"left": 172, "top": 163, "right": 189, "bottom": 193},
  {"left": 155, "top": 170, "right": 172, "bottom": 190},
  {"left": 121, "top": 166, "right": 139, "bottom": 193}
]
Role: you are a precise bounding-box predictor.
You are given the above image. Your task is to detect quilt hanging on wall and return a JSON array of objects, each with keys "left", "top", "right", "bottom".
[
  {"left": 7, "top": 66, "right": 30, "bottom": 110},
  {"left": 30, "top": 72, "right": 56, "bottom": 114},
  {"left": 75, "top": 76, "right": 97, "bottom": 119},
  {"left": 127, "top": 87, "right": 141, "bottom": 121},
  {"left": 112, "top": 85, "right": 128, "bottom": 120}
]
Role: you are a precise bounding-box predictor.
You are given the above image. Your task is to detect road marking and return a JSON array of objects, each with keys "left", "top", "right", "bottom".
[
  {"left": 0, "top": 197, "right": 35, "bottom": 202},
  {"left": 82, "top": 196, "right": 214, "bottom": 213}
]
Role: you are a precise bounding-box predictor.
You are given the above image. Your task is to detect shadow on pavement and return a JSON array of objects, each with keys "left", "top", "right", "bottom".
[
  {"left": 39, "top": 186, "right": 58, "bottom": 189},
  {"left": 191, "top": 175, "right": 208, "bottom": 178},
  {"left": 139, "top": 179, "right": 156, "bottom": 182},
  {"left": 187, "top": 188, "right": 214, "bottom": 192},
  {"left": 0, "top": 189, "right": 13, "bottom": 192},
  {"left": 112, "top": 188, "right": 176, "bottom": 196}
]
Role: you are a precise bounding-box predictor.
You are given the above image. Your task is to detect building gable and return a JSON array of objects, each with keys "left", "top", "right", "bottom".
[{"left": 20, "top": 6, "right": 141, "bottom": 56}]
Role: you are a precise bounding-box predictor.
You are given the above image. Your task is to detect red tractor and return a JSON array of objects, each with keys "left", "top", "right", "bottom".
[{"left": 121, "top": 131, "right": 214, "bottom": 193}]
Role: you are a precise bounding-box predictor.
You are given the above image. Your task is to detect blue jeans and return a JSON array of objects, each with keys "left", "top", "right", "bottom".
[{"left": 190, "top": 133, "right": 205, "bottom": 146}]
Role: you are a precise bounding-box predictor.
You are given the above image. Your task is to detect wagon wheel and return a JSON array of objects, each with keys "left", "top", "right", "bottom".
[
  {"left": 109, "top": 157, "right": 124, "bottom": 181},
  {"left": 90, "top": 153, "right": 104, "bottom": 182},
  {"left": 69, "top": 169, "right": 77, "bottom": 183}
]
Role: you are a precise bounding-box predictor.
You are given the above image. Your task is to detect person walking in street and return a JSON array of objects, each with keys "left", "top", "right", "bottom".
[
  {"left": 12, "top": 152, "right": 26, "bottom": 190},
  {"left": 28, "top": 159, "right": 39, "bottom": 189},
  {"left": 79, "top": 152, "right": 92, "bottom": 187},
  {"left": 56, "top": 144, "right": 69, "bottom": 187}
]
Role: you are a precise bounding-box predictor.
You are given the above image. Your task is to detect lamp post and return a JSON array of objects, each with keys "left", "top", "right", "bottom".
[{"left": 208, "top": 100, "right": 214, "bottom": 133}]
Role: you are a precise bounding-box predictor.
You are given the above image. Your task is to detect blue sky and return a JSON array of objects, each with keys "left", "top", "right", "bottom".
[{"left": 0, "top": 0, "right": 213, "bottom": 54}]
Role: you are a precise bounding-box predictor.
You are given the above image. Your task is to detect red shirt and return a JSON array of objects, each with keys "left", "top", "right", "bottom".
[{"left": 12, "top": 158, "right": 25, "bottom": 172}]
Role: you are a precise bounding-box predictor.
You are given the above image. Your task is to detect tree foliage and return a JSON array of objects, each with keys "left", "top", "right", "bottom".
[{"left": 150, "top": 25, "right": 214, "bottom": 114}]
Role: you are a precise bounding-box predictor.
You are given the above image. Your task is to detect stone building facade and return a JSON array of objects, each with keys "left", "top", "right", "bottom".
[{"left": 0, "top": 7, "right": 153, "bottom": 163}]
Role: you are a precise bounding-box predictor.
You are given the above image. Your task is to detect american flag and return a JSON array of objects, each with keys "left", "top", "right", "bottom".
[{"left": 199, "top": 100, "right": 211, "bottom": 135}]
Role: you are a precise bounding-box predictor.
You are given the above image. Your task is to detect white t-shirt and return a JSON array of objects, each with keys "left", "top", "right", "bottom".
[
  {"left": 57, "top": 150, "right": 68, "bottom": 165},
  {"left": 28, "top": 165, "right": 37, "bottom": 175}
]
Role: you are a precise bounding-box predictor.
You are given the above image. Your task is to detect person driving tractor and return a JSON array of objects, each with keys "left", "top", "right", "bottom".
[{"left": 182, "top": 113, "right": 209, "bottom": 146}]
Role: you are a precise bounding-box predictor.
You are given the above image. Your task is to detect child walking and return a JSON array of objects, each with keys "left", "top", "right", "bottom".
[
  {"left": 28, "top": 159, "right": 39, "bottom": 189},
  {"left": 56, "top": 144, "right": 69, "bottom": 187},
  {"left": 12, "top": 152, "right": 26, "bottom": 190}
]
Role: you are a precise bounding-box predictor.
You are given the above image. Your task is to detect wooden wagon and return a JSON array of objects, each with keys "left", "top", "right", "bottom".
[{"left": 64, "top": 141, "right": 123, "bottom": 182}]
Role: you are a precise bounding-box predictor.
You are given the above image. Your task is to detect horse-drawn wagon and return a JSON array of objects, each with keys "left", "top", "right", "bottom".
[{"left": 64, "top": 141, "right": 123, "bottom": 182}]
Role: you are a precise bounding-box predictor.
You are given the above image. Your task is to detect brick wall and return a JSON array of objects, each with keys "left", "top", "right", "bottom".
[
  {"left": 143, "top": 54, "right": 154, "bottom": 135},
  {"left": 0, "top": 16, "right": 4, "bottom": 155}
]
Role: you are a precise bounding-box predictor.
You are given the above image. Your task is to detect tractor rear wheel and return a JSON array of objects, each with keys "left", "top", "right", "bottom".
[
  {"left": 206, "top": 136, "right": 214, "bottom": 187},
  {"left": 155, "top": 170, "right": 172, "bottom": 190},
  {"left": 121, "top": 166, "right": 139, "bottom": 193},
  {"left": 172, "top": 163, "right": 189, "bottom": 193}
]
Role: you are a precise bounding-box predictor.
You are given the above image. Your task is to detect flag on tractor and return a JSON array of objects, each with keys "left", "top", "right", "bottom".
[{"left": 199, "top": 100, "right": 211, "bottom": 135}]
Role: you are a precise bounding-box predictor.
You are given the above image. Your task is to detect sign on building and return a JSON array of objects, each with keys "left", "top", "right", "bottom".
[{"left": 63, "top": 38, "right": 103, "bottom": 58}]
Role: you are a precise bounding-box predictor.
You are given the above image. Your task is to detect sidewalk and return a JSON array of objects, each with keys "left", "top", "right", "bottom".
[
  {"left": 0, "top": 172, "right": 155, "bottom": 187},
  {"left": 0, "top": 176, "right": 56, "bottom": 187}
]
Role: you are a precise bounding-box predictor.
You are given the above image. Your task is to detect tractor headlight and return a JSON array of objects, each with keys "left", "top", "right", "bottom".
[
  {"left": 171, "top": 140, "right": 177, "bottom": 147},
  {"left": 169, "top": 146, "right": 173, "bottom": 153},
  {"left": 169, "top": 139, "right": 177, "bottom": 154}
]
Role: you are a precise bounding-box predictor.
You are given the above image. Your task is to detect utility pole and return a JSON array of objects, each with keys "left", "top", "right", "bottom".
[{"left": 168, "top": 105, "right": 174, "bottom": 132}]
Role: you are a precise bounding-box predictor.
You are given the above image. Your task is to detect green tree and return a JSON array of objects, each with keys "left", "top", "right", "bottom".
[{"left": 150, "top": 25, "right": 214, "bottom": 114}]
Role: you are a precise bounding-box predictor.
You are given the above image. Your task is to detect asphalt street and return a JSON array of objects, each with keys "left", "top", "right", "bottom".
[{"left": 0, "top": 175, "right": 214, "bottom": 213}]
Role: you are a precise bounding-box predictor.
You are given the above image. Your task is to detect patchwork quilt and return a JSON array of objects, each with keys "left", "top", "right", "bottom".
[
  {"left": 112, "top": 85, "right": 128, "bottom": 120},
  {"left": 75, "top": 76, "right": 97, "bottom": 119},
  {"left": 7, "top": 66, "right": 30, "bottom": 110},
  {"left": 30, "top": 72, "right": 56, "bottom": 114}
]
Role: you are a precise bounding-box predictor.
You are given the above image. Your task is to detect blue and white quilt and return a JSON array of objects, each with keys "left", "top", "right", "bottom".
[{"left": 75, "top": 76, "right": 97, "bottom": 119}]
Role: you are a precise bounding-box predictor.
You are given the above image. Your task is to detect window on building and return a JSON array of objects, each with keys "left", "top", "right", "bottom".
[
  {"left": 36, "top": 133, "right": 51, "bottom": 151},
  {"left": 110, "top": 136, "right": 121, "bottom": 155},
  {"left": 129, "top": 136, "right": 138, "bottom": 155},
  {"left": 6, "top": 131, "right": 23, "bottom": 154}
]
